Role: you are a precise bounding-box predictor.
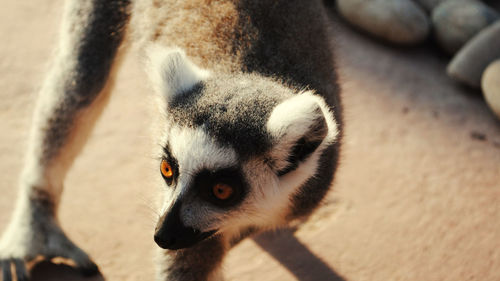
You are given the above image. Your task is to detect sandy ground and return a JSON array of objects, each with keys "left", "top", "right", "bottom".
[{"left": 1, "top": 1, "right": 500, "bottom": 281}]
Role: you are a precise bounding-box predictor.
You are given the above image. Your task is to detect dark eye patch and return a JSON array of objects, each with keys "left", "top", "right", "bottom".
[
  {"left": 193, "top": 167, "right": 247, "bottom": 208},
  {"left": 162, "top": 144, "right": 179, "bottom": 186}
]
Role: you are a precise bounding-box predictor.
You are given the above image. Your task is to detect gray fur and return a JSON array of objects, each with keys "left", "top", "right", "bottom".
[
  {"left": 0, "top": 0, "right": 130, "bottom": 279},
  {"left": 0, "top": 0, "right": 342, "bottom": 280},
  {"left": 42, "top": 0, "right": 130, "bottom": 162},
  {"left": 157, "top": 236, "right": 225, "bottom": 281},
  {"left": 230, "top": 0, "right": 343, "bottom": 222},
  {"left": 289, "top": 145, "right": 339, "bottom": 219},
  {"left": 167, "top": 74, "right": 293, "bottom": 158}
]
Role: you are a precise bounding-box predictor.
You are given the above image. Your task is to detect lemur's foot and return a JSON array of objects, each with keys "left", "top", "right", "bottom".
[{"left": 0, "top": 212, "right": 98, "bottom": 280}]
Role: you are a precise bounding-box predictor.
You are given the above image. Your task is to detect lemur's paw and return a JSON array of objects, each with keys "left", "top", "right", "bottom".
[
  {"left": 0, "top": 218, "right": 99, "bottom": 280},
  {"left": 0, "top": 258, "right": 29, "bottom": 281}
]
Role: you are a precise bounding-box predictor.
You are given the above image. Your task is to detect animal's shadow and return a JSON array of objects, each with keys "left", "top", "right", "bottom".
[
  {"left": 28, "top": 230, "right": 345, "bottom": 281},
  {"left": 253, "top": 228, "right": 346, "bottom": 281},
  {"left": 30, "top": 261, "right": 105, "bottom": 281}
]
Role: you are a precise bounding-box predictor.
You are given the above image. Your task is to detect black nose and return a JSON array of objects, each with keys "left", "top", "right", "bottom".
[
  {"left": 153, "top": 232, "right": 175, "bottom": 249},
  {"left": 154, "top": 223, "right": 217, "bottom": 250},
  {"left": 154, "top": 220, "right": 199, "bottom": 250},
  {"left": 154, "top": 201, "right": 216, "bottom": 250}
]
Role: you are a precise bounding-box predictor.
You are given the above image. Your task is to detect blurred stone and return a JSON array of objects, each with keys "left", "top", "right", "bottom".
[
  {"left": 482, "top": 60, "right": 500, "bottom": 119},
  {"left": 448, "top": 21, "right": 500, "bottom": 88},
  {"left": 415, "top": 0, "right": 478, "bottom": 13},
  {"left": 415, "top": 0, "right": 451, "bottom": 12},
  {"left": 483, "top": 0, "right": 500, "bottom": 12},
  {"left": 336, "top": 0, "right": 430, "bottom": 45},
  {"left": 432, "top": 0, "right": 499, "bottom": 54}
]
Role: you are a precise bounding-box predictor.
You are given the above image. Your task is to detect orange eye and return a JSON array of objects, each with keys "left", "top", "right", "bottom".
[
  {"left": 212, "top": 183, "right": 233, "bottom": 200},
  {"left": 160, "top": 160, "right": 173, "bottom": 179}
]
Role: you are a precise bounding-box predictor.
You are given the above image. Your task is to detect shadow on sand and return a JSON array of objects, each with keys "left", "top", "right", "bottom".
[
  {"left": 28, "top": 230, "right": 345, "bottom": 281},
  {"left": 30, "top": 261, "right": 105, "bottom": 281},
  {"left": 253, "top": 228, "right": 346, "bottom": 281}
]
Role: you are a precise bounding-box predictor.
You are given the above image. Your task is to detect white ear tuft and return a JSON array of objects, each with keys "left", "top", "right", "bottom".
[
  {"left": 145, "top": 44, "right": 210, "bottom": 100},
  {"left": 266, "top": 91, "right": 338, "bottom": 175}
]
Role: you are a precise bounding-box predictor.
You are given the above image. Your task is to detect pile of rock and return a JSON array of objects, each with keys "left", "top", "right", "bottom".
[{"left": 336, "top": 0, "right": 500, "bottom": 119}]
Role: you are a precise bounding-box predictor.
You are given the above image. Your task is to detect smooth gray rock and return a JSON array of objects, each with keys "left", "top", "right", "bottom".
[
  {"left": 415, "top": 0, "right": 472, "bottom": 12},
  {"left": 482, "top": 60, "right": 500, "bottom": 119},
  {"left": 337, "top": 0, "right": 430, "bottom": 45},
  {"left": 448, "top": 21, "right": 500, "bottom": 88},
  {"left": 432, "top": 0, "right": 499, "bottom": 55},
  {"left": 483, "top": 0, "right": 500, "bottom": 12},
  {"left": 415, "top": 0, "right": 448, "bottom": 12}
]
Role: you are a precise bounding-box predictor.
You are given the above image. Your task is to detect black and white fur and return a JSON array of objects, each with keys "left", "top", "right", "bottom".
[{"left": 0, "top": 0, "right": 342, "bottom": 280}]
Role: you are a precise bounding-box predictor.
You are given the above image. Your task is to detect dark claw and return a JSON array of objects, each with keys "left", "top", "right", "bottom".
[
  {"left": 77, "top": 261, "right": 100, "bottom": 277},
  {"left": 1, "top": 260, "right": 13, "bottom": 281},
  {"left": 13, "top": 259, "right": 29, "bottom": 281}
]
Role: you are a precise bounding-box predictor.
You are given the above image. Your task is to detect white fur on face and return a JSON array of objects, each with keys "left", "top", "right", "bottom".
[
  {"left": 205, "top": 93, "right": 340, "bottom": 234},
  {"left": 145, "top": 45, "right": 210, "bottom": 101},
  {"left": 234, "top": 151, "right": 330, "bottom": 232},
  {"left": 229, "top": 91, "right": 340, "bottom": 229},
  {"left": 159, "top": 126, "right": 238, "bottom": 213},
  {"left": 213, "top": 150, "right": 328, "bottom": 236}
]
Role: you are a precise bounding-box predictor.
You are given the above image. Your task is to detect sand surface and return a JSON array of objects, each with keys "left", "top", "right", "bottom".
[{"left": 1, "top": 1, "right": 499, "bottom": 281}]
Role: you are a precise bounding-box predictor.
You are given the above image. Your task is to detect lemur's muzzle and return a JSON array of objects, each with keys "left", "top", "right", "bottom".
[{"left": 154, "top": 201, "right": 216, "bottom": 250}]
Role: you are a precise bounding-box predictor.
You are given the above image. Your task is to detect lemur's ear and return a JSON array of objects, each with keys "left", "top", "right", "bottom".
[
  {"left": 145, "top": 44, "right": 210, "bottom": 100},
  {"left": 266, "top": 91, "right": 339, "bottom": 176}
]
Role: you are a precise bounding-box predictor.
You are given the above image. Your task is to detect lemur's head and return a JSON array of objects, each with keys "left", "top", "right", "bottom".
[{"left": 146, "top": 46, "right": 338, "bottom": 250}]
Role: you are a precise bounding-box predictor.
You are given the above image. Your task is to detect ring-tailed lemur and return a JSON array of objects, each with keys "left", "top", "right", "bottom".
[{"left": 0, "top": 0, "right": 342, "bottom": 280}]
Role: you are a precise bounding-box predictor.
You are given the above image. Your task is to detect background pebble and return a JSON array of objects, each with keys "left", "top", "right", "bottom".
[
  {"left": 482, "top": 60, "right": 500, "bottom": 119},
  {"left": 432, "top": 0, "right": 499, "bottom": 55},
  {"left": 447, "top": 21, "right": 500, "bottom": 88},
  {"left": 336, "top": 0, "right": 430, "bottom": 45},
  {"left": 415, "top": 0, "right": 456, "bottom": 12}
]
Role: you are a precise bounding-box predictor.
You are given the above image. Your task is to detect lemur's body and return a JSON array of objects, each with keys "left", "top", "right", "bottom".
[{"left": 0, "top": 1, "right": 341, "bottom": 280}]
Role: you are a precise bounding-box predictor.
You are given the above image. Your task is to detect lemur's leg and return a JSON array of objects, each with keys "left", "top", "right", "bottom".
[
  {"left": 156, "top": 237, "right": 226, "bottom": 281},
  {"left": 0, "top": 0, "right": 130, "bottom": 279}
]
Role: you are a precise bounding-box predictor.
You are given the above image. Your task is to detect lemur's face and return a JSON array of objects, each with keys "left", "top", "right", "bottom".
[
  {"left": 154, "top": 126, "right": 257, "bottom": 249},
  {"left": 146, "top": 46, "right": 338, "bottom": 250}
]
